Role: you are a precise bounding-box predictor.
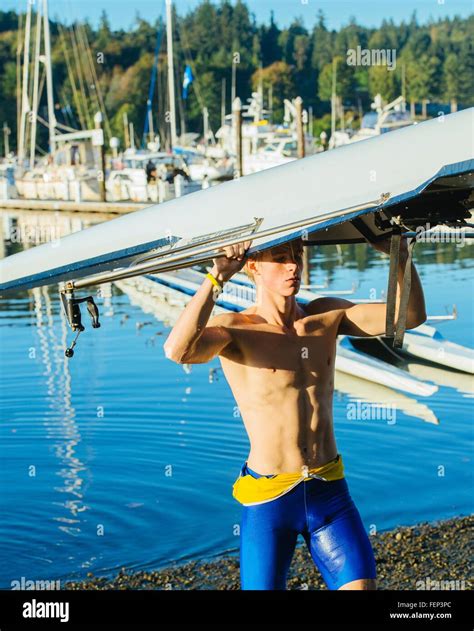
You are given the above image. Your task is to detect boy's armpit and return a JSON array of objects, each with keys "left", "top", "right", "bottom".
[{"left": 180, "top": 313, "right": 243, "bottom": 364}]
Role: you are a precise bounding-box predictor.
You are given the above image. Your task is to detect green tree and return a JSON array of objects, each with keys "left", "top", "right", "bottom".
[
  {"left": 368, "top": 65, "right": 399, "bottom": 102},
  {"left": 334, "top": 17, "right": 368, "bottom": 56},
  {"left": 403, "top": 52, "right": 440, "bottom": 117},
  {"left": 259, "top": 11, "right": 281, "bottom": 66},
  {"left": 251, "top": 62, "right": 296, "bottom": 122},
  {"left": 311, "top": 11, "right": 334, "bottom": 71},
  {"left": 293, "top": 34, "right": 310, "bottom": 72},
  {"left": 318, "top": 56, "right": 356, "bottom": 103},
  {"left": 96, "top": 10, "right": 112, "bottom": 51},
  {"left": 443, "top": 53, "right": 461, "bottom": 112},
  {"left": 0, "top": 5, "right": 471, "bottom": 153},
  {"left": 443, "top": 42, "right": 474, "bottom": 110}
]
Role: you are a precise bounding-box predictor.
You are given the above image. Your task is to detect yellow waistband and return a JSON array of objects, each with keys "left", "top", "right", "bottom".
[{"left": 232, "top": 454, "right": 345, "bottom": 506}]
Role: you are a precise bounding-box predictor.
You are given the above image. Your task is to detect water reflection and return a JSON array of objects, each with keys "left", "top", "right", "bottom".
[
  {"left": 314, "top": 240, "right": 474, "bottom": 281},
  {"left": 334, "top": 370, "right": 439, "bottom": 425},
  {"left": 1, "top": 208, "right": 115, "bottom": 259},
  {"left": 406, "top": 362, "right": 474, "bottom": 398},
  {"left": 32, "top": 286, "right": 89, "bottom": 535}
]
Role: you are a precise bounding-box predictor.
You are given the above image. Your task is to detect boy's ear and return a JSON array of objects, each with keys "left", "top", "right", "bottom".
[{"left": 246, "top": 257, "right": 257, "bottom": 275}]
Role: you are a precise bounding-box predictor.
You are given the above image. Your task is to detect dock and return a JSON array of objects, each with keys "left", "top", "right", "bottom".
[{"left": 0, "top": 199, "right": 148, "bottom": 214}]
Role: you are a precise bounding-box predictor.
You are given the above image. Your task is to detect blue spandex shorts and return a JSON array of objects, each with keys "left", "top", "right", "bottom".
[{"left": 239, "top": 463, "right": 377, "bottom": 590}]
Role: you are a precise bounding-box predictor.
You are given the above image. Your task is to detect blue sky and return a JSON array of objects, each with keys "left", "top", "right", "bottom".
[{"left": 3, "top": 0, "right": 473, "bottom": 30}]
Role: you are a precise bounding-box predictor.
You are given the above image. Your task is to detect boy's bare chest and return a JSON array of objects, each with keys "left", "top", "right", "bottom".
[{"left": 221, "top": 315, "right": 339, "bottom": 377}]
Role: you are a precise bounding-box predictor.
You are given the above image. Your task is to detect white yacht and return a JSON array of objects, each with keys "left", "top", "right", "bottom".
[
  {"left": 330, "top": 95, "right": 415, "bottom": 148},
  {"left": 215, "top": 93, "right": 316, "bottom": 175}
]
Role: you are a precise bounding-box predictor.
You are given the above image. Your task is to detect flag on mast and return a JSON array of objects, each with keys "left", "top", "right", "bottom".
[{"left": 182, "top": 65, "right": 194, "bottom": 100}]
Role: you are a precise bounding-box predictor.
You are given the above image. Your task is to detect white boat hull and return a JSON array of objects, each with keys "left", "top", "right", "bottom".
[
  {"left": 1, "top": 109, "right": 473, "bottom": 294},
  {"left": 384, "top": 325, "right": 474, "bottom": 374}
]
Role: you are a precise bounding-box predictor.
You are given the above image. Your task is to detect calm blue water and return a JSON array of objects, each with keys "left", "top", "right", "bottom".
[{"left": 0, "top": 215, "right": 473, "bottom": 587}]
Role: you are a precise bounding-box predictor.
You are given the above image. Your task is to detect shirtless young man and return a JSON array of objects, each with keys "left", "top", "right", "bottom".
[{"left": 164, "top": 236, "right": 427, "bottom": 590}]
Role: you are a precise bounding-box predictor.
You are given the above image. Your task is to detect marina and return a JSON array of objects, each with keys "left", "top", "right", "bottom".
[{"left": 1, "top": 0, "right": 316, "bottom": 207}]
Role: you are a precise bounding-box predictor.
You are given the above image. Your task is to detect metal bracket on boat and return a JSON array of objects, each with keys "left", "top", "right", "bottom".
[
  {"left": 68, "top": 217, "right": 266, "bottom": 291},
  {"left": 385, "top": 217, "right": 418, "bottom": 349},
  {"left": 131, "top": 217, "right": 265, "bottom": 268},
  {"left": 60, "top": 284, "right": 101, "bottom": 358}
]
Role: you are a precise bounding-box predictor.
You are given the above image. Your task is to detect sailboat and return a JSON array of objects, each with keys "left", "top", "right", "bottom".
[
  {"left": 13, "top": 0, "right": 108, "bottom": 203},
  {"left": 107, "top": 0, "right": 231, "bottom": 198}
]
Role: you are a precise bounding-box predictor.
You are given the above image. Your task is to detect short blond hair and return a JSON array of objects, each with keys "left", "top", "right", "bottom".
[{"left": 244, "top": 239, "right": 304, "bottom": 284}]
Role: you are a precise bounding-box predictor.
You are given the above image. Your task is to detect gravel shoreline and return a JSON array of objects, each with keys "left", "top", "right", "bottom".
[{"left": 64, "top": 514, "right": 473, "bottom": 590}]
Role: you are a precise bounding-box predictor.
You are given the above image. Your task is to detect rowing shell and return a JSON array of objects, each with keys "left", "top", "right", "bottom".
[
  {"left": 381, "top": 325, "right": 474, "bottom": 374},
  {"left": 1, "top": 108, "right": 473, "bottom": 294}
]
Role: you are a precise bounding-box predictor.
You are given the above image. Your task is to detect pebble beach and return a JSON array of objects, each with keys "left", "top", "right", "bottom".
[{"left": 64, "top": 514, "right": 472, "bottom": 590}]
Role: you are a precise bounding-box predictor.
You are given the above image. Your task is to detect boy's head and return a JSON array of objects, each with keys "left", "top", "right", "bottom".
[{"left": 244, "top": 237, "right": 304, "bottom": 294}]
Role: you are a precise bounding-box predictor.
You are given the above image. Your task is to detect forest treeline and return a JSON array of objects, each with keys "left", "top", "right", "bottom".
[{"left": 0, "top": 2, "right": 472, "bottom": 152}]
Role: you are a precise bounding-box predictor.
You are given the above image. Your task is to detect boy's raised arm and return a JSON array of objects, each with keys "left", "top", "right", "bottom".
[{"left": 163, "top": 240, "right": 252, "bottom": 363}]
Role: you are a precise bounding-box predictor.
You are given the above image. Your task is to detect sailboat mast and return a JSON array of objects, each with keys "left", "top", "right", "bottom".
[
  {"left": 148, "top": 106, "right": 154, "bottom": 144},
  {"left": 231, "top": 59, "right": 236, "bottom": 105},
  {"left": 166, "top": 0, "right": 177, "bottom": 149},
  {"left": 221, "top": 78, "right": 226, "bottom": 128},
  {"left": 331, "top": 58, "right": 337, "bottom": 143},
  {"left": 3, "top": 123, "right": 11, "bottom": 156},
  {"left": 18, "top": 0, "right": 32, "bottom": 166},
  {"left": 16, "top": 13, "right": 24, "bottom": 155},
  {"left": 123, "top": 112, "right": 130, "bottom": 148},
  {"left": 30, "top": 3, "right": 42, "bottom": 167},
  {"left": 42, "top": 0, "right": 56, "bottom": 154}
]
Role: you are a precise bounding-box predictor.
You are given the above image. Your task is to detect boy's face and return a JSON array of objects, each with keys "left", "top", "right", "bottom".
[{"left": 249, "top": 240, "right": 304, "bottom": 295}]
